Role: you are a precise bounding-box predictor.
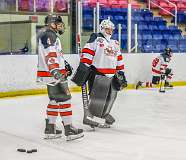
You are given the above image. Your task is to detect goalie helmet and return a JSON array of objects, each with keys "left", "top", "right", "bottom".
[{"left": 99, "top": 19, "right": 115, "bottom": 40}]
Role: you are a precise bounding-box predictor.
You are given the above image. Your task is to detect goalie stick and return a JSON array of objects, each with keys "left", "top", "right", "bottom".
[{"left": 159, "top": 75, "right": 165, "bottom": 93}]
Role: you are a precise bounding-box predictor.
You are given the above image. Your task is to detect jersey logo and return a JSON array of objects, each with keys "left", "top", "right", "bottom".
[
  {"left": 48, "top": 57, "right": 56, "bottom": 64},
  {"left": 104, "top": 47, "right": 116, "bottom": 57},
  {"left": 100, "top": 43, "right": 104, "bottom": 47}
]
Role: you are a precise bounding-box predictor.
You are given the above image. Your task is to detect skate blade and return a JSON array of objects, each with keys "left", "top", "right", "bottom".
[
  {"left": 165, "top": 87, "right": 173, "bottom": 90},
  {"left": 98, "top": 123, "right": 111, "bottom": 128},
  {"left": 66, "top": 133, "right": 84, "bottom": 141},
  {"left": 83, "top": 117, "right": 99, "bottom": 128},
  {"left": 44, "top": 134, "right": 62, "bottom": 140}
]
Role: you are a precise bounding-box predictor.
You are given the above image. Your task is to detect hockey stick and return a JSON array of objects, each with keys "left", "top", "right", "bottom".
[{"left": 159, "top": 75, "right": 165, "bottom": 93}]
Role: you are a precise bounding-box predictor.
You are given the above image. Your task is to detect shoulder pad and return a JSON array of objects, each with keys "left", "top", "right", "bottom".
[
  {"left": 40, "top": 30, "right": 57, "bottom": 48},
  {"left": 87, "top": 33, "right": 98, "bottom": 43}
]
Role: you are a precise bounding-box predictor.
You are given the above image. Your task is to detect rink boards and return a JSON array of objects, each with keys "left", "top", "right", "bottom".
[{"left": 0, "top": 54, "right": 186, "bottom": 97}]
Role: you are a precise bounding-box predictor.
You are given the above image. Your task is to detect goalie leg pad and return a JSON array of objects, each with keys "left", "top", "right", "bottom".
[
  {"left": 47, "top": 82, "right": 71, "bottom": 102},
  {"left": 89, "top": 75, "right": 112, "bottom": 118},
  {"left": 104, "top": 114, "right": 115, "bottom": 125},
  {"left": 101, "top": 84, "right": 117, "bottom": 118}
]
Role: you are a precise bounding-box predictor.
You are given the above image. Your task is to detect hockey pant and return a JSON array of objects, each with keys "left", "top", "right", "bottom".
[
  {"left": 46, "top": 82, "right": 72, "bottom": 125},
  {"left": 88, "top": 75, "right": 117, "bottom": 118}
]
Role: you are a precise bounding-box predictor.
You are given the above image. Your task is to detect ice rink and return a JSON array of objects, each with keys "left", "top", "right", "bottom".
[{"left": 0, "top": 86, "right": 186, "bottom": 160}]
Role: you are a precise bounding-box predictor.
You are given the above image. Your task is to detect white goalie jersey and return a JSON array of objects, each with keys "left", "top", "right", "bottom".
[
  {"left": 80, "top": 33, "right": 125, "bottom": 77},
  {"left": 37, "top": 29, "right": 67, "bottom": 84}
]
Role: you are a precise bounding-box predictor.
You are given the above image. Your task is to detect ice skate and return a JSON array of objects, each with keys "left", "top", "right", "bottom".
[
  {"left": 164, "top": 81, "right": 173, "bottom": 89},
  {"left": 136, "top": 81, "right": 143, "bottom": 89},
  {"left": 98, "top": 114, "right": 115, "bottom": 128},
  {"left": 83, "top": 108, "right": 99, "bottom": 128},
  {"left": 64, "top": 125, "right": 84, "bottom": 141},
  {"left": 44, "top": 119, "right": 62, "bottom": 139}
]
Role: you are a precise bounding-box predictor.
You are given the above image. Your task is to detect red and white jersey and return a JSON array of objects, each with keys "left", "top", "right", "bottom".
[
  {"left": 37, "top": 29, "right": 67, "bottom": 84},
  {"left": 152, "top": 54, "right": 170, "bottom": 76},
  {"left": 80, "top": 33, "right": 125, "bottom": 77}
]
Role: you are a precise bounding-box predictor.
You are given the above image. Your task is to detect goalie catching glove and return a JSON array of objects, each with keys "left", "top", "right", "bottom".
[{"left": 112, "top": 71, "right": 127, "bottom": 91}]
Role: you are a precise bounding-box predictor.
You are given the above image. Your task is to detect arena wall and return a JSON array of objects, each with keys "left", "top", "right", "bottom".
[{"left": 0, "top": 54, "right": 185, "bottom": 97}]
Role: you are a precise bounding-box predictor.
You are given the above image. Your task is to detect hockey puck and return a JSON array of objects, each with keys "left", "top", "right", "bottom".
[
  {"left": 26, "top": 150, "right": 33, "bottom": 153},
  {"left": 159, "top": 90, "right": 165, "bottom": 93},
  {"left": 31, "top": 149, "right": 37, "bottom": 153},
  {"left": 17, "top": 148, "right": 26, "bottom": 152}
]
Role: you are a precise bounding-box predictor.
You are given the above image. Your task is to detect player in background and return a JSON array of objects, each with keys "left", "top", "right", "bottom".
[
  {"left": 37, "top": 14, "right": 83, "bottom": 141},
  {"left": 72, "top": 19, "right": 127, "bottom": 128},
  {"left": 136, "top": 48, "right": 173, "bottom": 89}
]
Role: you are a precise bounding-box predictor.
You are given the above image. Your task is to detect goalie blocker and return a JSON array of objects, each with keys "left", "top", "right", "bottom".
[{"left": 71, "top": 62, "right": 92, "bottom": 86}]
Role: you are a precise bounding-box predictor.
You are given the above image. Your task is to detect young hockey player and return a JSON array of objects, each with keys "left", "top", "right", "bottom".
[
  {"left": 37, "top": 14, "right": 83, "bottom": 141},
  {"left": 72, "top": 19, "right": 127, "bottom": 128},
  {"left": 136, "top": 47, "right": 173, "bottom": 89}
]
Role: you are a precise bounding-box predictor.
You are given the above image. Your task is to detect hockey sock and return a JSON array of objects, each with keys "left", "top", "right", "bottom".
[{"left": 59, "top": 99, "right": 72, "bottom": 126}]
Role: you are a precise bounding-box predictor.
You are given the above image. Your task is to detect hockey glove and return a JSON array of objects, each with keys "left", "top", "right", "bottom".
[
  {"left": 160, "top": 74, "right": 165, "bottom": 80},
  {"left": 64, "top": 60, "right": 73, "bottom": 76},
  {"left": 51, "top": 69, "right": 66, "bottom": 82},
  {"left": 113, "top": 71, "right": 127, "bottom": 91}
]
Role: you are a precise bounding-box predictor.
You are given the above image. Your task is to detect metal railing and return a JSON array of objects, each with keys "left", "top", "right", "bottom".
[{"left": 148, "top": 0, "right": 177, "bottom": 26}]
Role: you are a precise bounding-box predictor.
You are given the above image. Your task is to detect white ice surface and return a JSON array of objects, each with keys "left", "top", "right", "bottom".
[{"left": 0, "top": 87, "right": 186, "bottom": 160}]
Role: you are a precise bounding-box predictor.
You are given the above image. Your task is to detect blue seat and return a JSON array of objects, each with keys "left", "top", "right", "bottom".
[
  {"left": 179, "top": 38, "right": 186, "bottom": 45},
  {"left": 169, "top": 25, "right": 179, "bottom": 31},
  {"left": 152, "top": 30, "right": 163, "bottom": 40},
  {"left": 114, "top": 15, "right": 125, "bottom": 24},
  {"left": 140, "top": 9, "right": 153, "bottom": 17},
  {"left": 158, "top": 25, "right": 168, "bottom": 31},
  {"left": 142, "top": 32, "right": 152, "bottom": 40},
  {"left": 103, "top": 8, "right": 112, "bottom": 15},
  {"left": 143, "top": 44, "right": 153, "bottom": 53},
  {"left": 167, "top": 44, "right": 179, "bottom": 53},
  {"left": 172, "top": 34, "right": 182, "bottom": 39},
  {"left": 121, "top": 24, "right": 127, "bottom": 30},
  {"left": 83, "top": 7, "right": 93, "bottom": 15},
  {"left": 133, "top": 15, "right": 144, "bottom": 21},
  {"left": 154, "top": 16, "right": 165, "bottom": 22},
  {"left": 121, "top": 40, "right": 127, "bottom": 50},
  {"left": 83, "top": 15, "right": 93, "bottom": 30},
  {"left": 111, "top": 8, "right": 123, "bottom": 15},
  {"left": 163, "top": 34, "right": 174, "bottom": 40},
  {"left": 148, "top": 24, "right": 158, "bottom": 30},
  {"left": 138, "top": 24, "right": 148, "bottom": 30},
  {"left": 112, "top": 33, "right": 118, "bottom": 40},
  {"left": 153, "top": 44, "right": 166, "bottom": 53},
  {"left": 144, "top": 16, "right": 154, "bottom": 21},
  {"left": 179, "top": 44, "right": 186, "bottom": 52},
  {"left": 156, "top": 20, "right": 167, "bottom": 26},
  {"left": 167, "top": 39, "right": 178, "bottom": 45}
]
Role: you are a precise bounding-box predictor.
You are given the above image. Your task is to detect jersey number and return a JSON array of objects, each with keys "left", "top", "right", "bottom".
[{"left": 152, "top": 58, "right": 159, "bottom": 67}]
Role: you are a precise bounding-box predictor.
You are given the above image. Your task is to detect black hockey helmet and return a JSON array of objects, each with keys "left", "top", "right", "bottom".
[
  {"left": 164, "top": 47, "right": 172, "bottom": 57},
  {"left": 44, "top": 14, "right": 65, "bottom": 35},
  {"left": 45, "top": 14, "right": 63, "bottom": 25}
]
